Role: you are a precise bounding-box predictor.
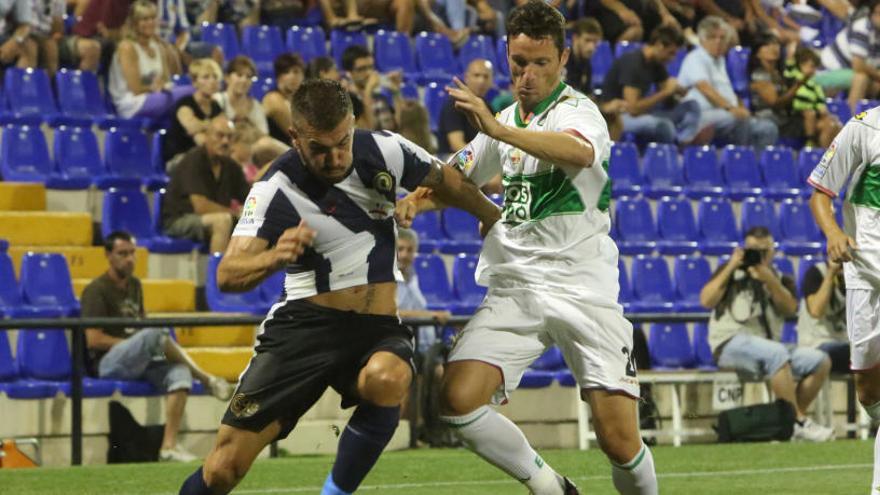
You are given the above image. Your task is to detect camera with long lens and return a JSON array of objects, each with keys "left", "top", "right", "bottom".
[{"left": 741, "top": 248, "right": 766, "bottom": 268}]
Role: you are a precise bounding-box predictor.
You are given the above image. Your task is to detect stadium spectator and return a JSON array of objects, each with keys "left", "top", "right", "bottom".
[
  {"left": 700, "top": 226, "right": 834, "bottom": 442},
  {"left": 29, "top": 0, "right": 102, "bottom": 75},
  {"left": 72, "top": 0, "right": 129, "bottom": 41},
  {"left": 263, "top": 53, "right": 306, "bottom": 143},
  {"left": 438, "top": 58, "right": 493, "bottom": 155},
  {"left": 342, "top": 44, "right": 401, "bottom": 131},
  {"left": 601, "top": 25, "right": 710, "bottom": 145},
  {"left": 661, "top": 0, "right": 698, "bottom": 44},
  {"left": 819, "top": 0, "right": 880, "bottom": 112},
  {"left": 194, "top": 0, "right": 260, "bottom": 27},
  {"left": 108, "top": 0, "right": 193, "bottom": 119},
  {"left": 259, "top": 0, "right": 317, "bottom": 29},
  {"left": 396, "top": 228, "right": 451, "bottom": 353},
  {"left": 678, "top": 15, "right": 779, "bottom": 149},
  {"left": 157, "top": 0, "right": 224, "bottom": 66},
  {"left": 783, "top": 43, "right": 842, "bottom": 148},
  {"left": 0, "top": 0, "right": 37, "bottom": 68},
  {"left": 398, "top": 99, "right": 437, "bottom": 154},
  {"left": 230, "top": 120, "right": 264, "bottom": 182},
  {"left": 306, "top": 55, "right": 341, "bottom": 81},
  {"left": 319, "top": 0, "right": 415, "bottom": 33},
  {"left": 163, "top": 58, "right": 224, "bottom": 169},
  {"left": 213, "top": 55, "right": 269, "bottom": 134},
  {"left": 163, "top": 115, "right": 250, "bottom": 253},
  {"left": 82, "top": 230, "right": 232, "bottom": 463},
  {"left": 585, "top": 0, "right": 679, "bottom": 43},
  {"left": 748, "top": 35, "right": 808, "bottom": 146},
  {"left": 798, "top": 259, "right": 850, "bottom": 374},
  {"left": 414, "top": 0, "right": 471, "bottom": 46}
]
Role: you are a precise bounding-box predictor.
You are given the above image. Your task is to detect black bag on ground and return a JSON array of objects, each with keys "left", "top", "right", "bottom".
[
  {"left": 716, "top": 399, "right": 796, "bottom": 443},
  {"left": 107, "top": 401, "right": 164, "bottom": 463}
]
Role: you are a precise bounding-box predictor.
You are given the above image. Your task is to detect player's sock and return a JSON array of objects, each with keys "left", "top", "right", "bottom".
[
  {"left": 873, "top": 424, "right": 880, "bottom": 494},
  {"left": 323, "top": 403, "right": 400, "bottom": 494},
  {"left": 179, "top": 466, "right": 211, "bottom": 495},
  {"left": 440, "top": 405, "right": 564, "bottom": 494},
  {"left": 610, "top": 442, "right": 658, "bottom": 495},
  {"left": 321, "top": 473, "right": 352, "bottom": 495}
]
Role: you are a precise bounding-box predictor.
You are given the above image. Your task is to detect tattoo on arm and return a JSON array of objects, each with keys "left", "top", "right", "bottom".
[
  {"left": 420, "top": 159, "right": 446, "bottom": 187},
  {"left": 361, "top": 284, "right": 376, "bottom": 313}
]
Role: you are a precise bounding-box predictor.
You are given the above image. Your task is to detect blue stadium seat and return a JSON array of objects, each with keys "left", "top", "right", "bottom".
[
  {"left": 151, "top": 129, "right": 166, "bottom": 174},
  {"left": 825, "top": 99, "right": 851, "bottom": 124},
  {"left": 720, "top": 145, "right": 763, "bottom": 200},
  {"left": 608, "top": 141, "right": 642, "bottom": 197},
  {"left": 618, "top": 258, "right": 632, "bottom": 311},
  {"left": 206, "top": 253, "right": 269, "bottom": 314},
  {"left": 495, "top": 37, "right": 510, "bottom": 77},
  {"left": 855, "top": 99, "right": 879, "bottom": 115},
  {"left": 249, "top": 77, "right": 275, "bottom": 101},
  {"left": 104, "top": 188, "right": 199, "bottom": 254},
  {"left": 0, "top": 251, "right": 49, "bottom": 318},
  {"left": 518, "top": 369, "right": 557, "bottom": 388},
  {"left": 55, "top": 69, "right": 109, "bottom": 122},
  {"left": 692, "top": 322, "right": 716, "bottom": 370},
  {"left": 440, "top": 208, "right": 481, "bottom": 254},
  {"left": 1, "top": 330, "right": 57, "bottom": 399},
  {"left": 410, "top": 210, "right": 442, "bottom": 253},
  {"left": 151, "top": 188, "right": 203, "bottom": 253},
  {"left": 656, "top": 196, "right": 698, "bottom": 255},
  {"left": 3, "top": 68, "right": 58, "bottom": 119},
  {"left": 17, "top": 328, "right": 116, "bottom": 398},
  {"left": 424, "top": 81, "right": 448, "bottom": 133},
  {"left": 0, "top": 330, "right": 16, "bottom": 381},
  {"left": 667, "top": 47, "right": 687, "bottom": 76},
  {"left": 642, "top": 142, "right": 683, "bottom": 198},
  {"left": 286, "top": 25, "right": 327, "bottom": 62},
  {"left": 673, "top": 255, "right": 711, "bottom": 312},
  {"left": 682, "top": 145, "right": 724, "bottom": 198},
  {"left": 630, "top": 255, "right": 675, "bottom": 313},
  {"left": 797, "top": 146, "right": 825, "bottom": 197},
  {"left": 54, "top": 124, "right": 135, "bottom": 190},
  {"left": 531, "top": 346, "right": 565, "bottom": 370},
  {"left": 20, "top": 253, "right": 80, "bottom": 316},
  {"left": 200, "top": 22, "right": 240, "bottom": 59},
  {"left": 450, "top": 254, "right": 485, "bottom": 315},
  {"left": 115, "top": 379, "right": 162, "bottom": 397},
  {"left": 740, "top": 197, "right": 780, "bottom": 238},
  {"left": 778, "top": 199, "right": 823, "bottom": 255},
  {"left": 241, "top": 25, "right": 284, "bottom": 78},
  {"left": 649, "top": 323, "right": 695, "bottom": 369},
  {"left": 781, "top": 321, "right": 798, "bottom": 344},
  {"left": 614, "top": 40, "right": 642, "bottom": 58},
  {"left": 696, "top": 197, "right": 739, "bottom": 255},
  {"left": 458, "top": 34, "right": 497, "bottom": 70},
  {"left": 415, "top": 31, "right": 457, "bottom": 81},
  {"left": 330, "top": 29, "right": 367, "bottom": 67},
  {"left": 773, "top": 256, "right": 795, "bottom": 282},
  {"left": 374, "top": 29, "right": 418, "bottom": 80},
  {"left": 171, "top": 74, "right": 191, "bottom": 87},
  {"left": 1, "top": 121, "right": 88, "bottom": 189},
  {"left": 260, "top": 269, "right": 287, "bottom": 306},
  {"left": 413, "top": 254, "right": 453, "bottom": 311},
  {"left": 104, "top": 126, "right": 166, "bottom": 190},
  {"left": 760, "top": 146, "right": 800, "bottom": 199},
  {"left": 590, "top": 40, "right": 613, "bottom": 88},
  {"left": 726, "top": 46, "right": 751, "bottom": 95},
  {"left": 615, "top": 196, "right": 657, "bottom": 255}
]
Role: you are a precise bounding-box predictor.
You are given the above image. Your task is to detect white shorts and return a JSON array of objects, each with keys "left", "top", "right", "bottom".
[
  {"left": 847, "top": 288, "right": 880, "bottom": 370},
  {"left": 447, "top": 282, "right": 639, "bottom": 404}
]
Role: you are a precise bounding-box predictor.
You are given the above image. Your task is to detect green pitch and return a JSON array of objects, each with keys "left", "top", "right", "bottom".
[{"left": 0, "top": 440, "right": 872, "bottom": 494}]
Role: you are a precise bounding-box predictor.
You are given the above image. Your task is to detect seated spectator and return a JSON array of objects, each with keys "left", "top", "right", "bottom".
[
  {"left": 72, "top": 0, "right": 130, "bottom": 41},
  {"left": 157, "top": 0, "right": 224, "bottom": 66},
  {"left": 585, "top": 0, "right": 678, "bottom": 43},
  {"left": 108, "top": 0, "right": 193, "bottom": 119},
  {"left": 601, "top": 25, "right": 709, "bottom": 145},
  {"left": 82, "top": 230, "right": 232, "bottom": 463},
  {"left": 700, "top": 226, "right": 834, "bottom": 442},
  {"left": 163, "top": 58, "right": 224, "bottom": 168},
  {"left": 396, "top": 228, "right": 451, "bottom": 354},
  {"left": 342, "top": 44, "right": 401, "bottom": 131},
  {"left": 745, "top": 0, "right": 800, "bottom": 44},
  {"left": 189, "top": 0, "right": 260, "bottom": 28},
  {"left": 819, "top": 0, "right": 880, "bottom": 112},
  {"left": 259, "top": 0, "right": 317, "bottom": 29},
  {"left": 213, "top": 55, "right": 269, "bottom": 134},
  {"left": 662, "top": 0, "right": 698, "bottom": 44},
  {"left": 163, "top": 115, "right": 250, "bottom": 253},
  {"left": 695, "top": 0, "right": 747, "bottom": 45},
  {"left": 785, "top": 46, "right": 841, "bottom": 148},
  {"left": 229, "top": 120, "right": 264, "bottom": 182},
  {"left": 798, "top": 258, "right": 849, "bottom": 374},
  {"left": 438, "top": 58, "right": 492, "bottom": 155},
  {"left": 749, "top": 35, "right": 807, "bottom": 146},
  {"left": 398, "top": 99, "right": 436, "bottom": 154},
  {"left": 678, "top": 16, "right": 779, "bottom": 149},
  {"left": 415, "top": 0, "right": 470, "bottom": 46},
  {"left": 29, "top": 0, "right": 102, "bottom": 75},
  {"left": 0, "top": 0, "right": 37, "bottom": 68},
  {"left": 320, "top": 0, "right": 414, "bottom": 33},
  {"left": 263, "top": 53, "right": 305, "bottom": 143},
  {"left": 306, "top": 55, "right": 341, "bottom": 81}
]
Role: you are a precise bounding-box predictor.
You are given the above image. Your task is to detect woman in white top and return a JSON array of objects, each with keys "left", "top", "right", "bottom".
[
  {"left": 108, "top": 0, "right": 193, "bottom": 119},
  {"left": 212, "top": 56, "right": 269, "bottom": 134}
]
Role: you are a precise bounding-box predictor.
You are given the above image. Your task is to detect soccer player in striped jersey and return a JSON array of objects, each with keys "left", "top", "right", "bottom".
[{"left": 179, "top": 79, "right": 501, "bottom": 495}]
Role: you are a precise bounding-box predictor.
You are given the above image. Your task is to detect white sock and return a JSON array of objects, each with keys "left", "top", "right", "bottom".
[
  {"left": 440, "top": 406, "right": 564, "bottom": 495},
  {"left": 873, "top": 425, "right": 880, "bottom": 494},
  {"left": 611, "top": 443, "right": 658, "bottom": 495}
]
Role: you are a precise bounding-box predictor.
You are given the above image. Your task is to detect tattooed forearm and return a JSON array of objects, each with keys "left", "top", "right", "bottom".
[
  {"left": 360, "top": 284, "right": 376, "bottom": 313},
  {"left": 420, "top": 159, "right": 447, "bottom": 187}
]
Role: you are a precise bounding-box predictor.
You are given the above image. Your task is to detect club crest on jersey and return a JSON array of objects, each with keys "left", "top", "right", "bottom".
[{"left": 373, "top": 171, "right": 393, "bottom": 193}]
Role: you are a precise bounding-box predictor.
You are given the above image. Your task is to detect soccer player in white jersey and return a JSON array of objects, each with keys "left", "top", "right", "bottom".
[
  {"left": 178, "top": 79, "right": 501, "bottom": 495},
  {"left": 398, "top": 2, "right": 658, "bottom": 493},
  {"left": 809, "top": 107, "right": 880, "bottom": 494}
]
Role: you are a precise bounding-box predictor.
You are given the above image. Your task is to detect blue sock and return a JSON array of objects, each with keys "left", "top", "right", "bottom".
[
  {"left": 325, "top": 403, "right": 400, "bottom": 493},
  {"left": 179, "top": 466, "right": 211, "bottom": 495},
  {"left": 321, "top": 473, "right": 352, "bottom": 495}
]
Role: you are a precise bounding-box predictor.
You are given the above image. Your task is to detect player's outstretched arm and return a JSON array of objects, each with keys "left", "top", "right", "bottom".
[
  {"left": 809, "top": 190, "right": 857, "bottom": 262},
  {"left": 420, "top": 159, "right": 501, "bottom": 233},
  {"left": 217, "top": 221, "right": 316, "bottom": 292}
]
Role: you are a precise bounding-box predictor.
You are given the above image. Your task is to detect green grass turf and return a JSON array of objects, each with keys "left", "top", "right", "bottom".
[{"left": 0, "top": 440, "right": 872, "bottom": 494}]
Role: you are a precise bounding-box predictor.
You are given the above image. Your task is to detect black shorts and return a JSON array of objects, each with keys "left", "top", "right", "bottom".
[{"left": 221, "top": 300, "right": 414, "bottom": 439}]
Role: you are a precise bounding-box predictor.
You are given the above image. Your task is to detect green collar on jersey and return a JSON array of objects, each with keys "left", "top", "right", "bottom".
[{"left": 514, "top": 81, "right": 567, "bottom": 128}]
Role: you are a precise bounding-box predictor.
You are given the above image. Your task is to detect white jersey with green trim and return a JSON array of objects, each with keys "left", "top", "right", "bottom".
[
  {"left": 808, "top": 106, "right": 880, "bottom": 289},
  {"left": 451, "top": 82, "right": 619, "bottom": 306}
]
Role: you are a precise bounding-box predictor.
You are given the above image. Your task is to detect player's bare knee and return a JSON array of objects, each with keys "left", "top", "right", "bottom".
[
  {"left": 204, "top": 448, "right": 248, "bottom": 491},
  {"left": 439, "top": 382, "right": 482, "bottom": 416},
  {"left": 856, "top": 380, "right": 880, "bottom": 408},
  {"left": 361, "top": 361, "right": 411, "bottom": 404},
  {"left": 595, "top": 427, "right": 641, "bottom": 465}
]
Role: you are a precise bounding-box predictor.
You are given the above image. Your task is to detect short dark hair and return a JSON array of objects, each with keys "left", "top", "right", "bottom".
[
  {"left": 104, "top": 231, "right": 133, "bottom": 252},
  {"left": 273, "top": 53, "right": 304, "bottom": 79},
  {"left": 306, "top": 55, "right": 336, "bottom": 79},
  {"left": 744, "top": 226, "right": 772, "bottom": 239},
  {"left": 292, "top": 79, "right": 353, "bottom": 131},
  {"left": 648, "top": 25, "right": 685, "bottom": 47},
  {"left": 506, "top": 0, "right": 566, "bottom": 57},
  {"left": 341, "top": 45, "right": 371, "bottom": 72},
  {"left": 795, "top": 45, "right": 820, "bottom": 67},
  {"left": 571, "top": 17, "right": 602, "bottom": 38},
  {"left": 226, "top": 55, "right": 257, "bottom": 77}
]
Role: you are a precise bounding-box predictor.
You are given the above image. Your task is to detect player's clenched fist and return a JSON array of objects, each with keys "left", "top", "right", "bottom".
[
  {"left": 273, "top": 220, "right": 316, "bottom": 267},
  {"left": 826, "top": 230, "right": 857, "bottom": 263}
]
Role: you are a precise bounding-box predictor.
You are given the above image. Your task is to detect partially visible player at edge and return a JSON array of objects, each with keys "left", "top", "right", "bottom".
[
  {"left": 808, "top": 107, "right": 880, "bottom": 495},
  {"left": 178, "top": 79, "right": 501, "bottom": 495},
  {"left": 397, "top": 2, "right": 658, "bottom": 493}
]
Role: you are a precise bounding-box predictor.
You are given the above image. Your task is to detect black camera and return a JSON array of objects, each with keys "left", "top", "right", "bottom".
[{"left": 741, "top": 248, "right": 765, "bottom": 268}]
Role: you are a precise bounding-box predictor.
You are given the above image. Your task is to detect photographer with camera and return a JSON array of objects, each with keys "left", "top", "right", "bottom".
[
  {"left": 797, "top": 259, "right": 849, "bottom": 374},
  {"left": 700, "top": 226, "right": 834, "bottom": 442}
]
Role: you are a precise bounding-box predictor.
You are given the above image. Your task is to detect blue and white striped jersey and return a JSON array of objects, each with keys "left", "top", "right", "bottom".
[{"left": 232, "top": 129, "right": 434, "bottom": 302}]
